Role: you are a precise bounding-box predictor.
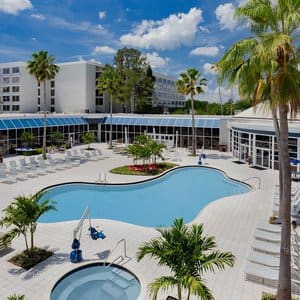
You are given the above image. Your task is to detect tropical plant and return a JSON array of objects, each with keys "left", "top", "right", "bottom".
[
  {"left": 7, "top": 295, "right": 25, "bottom": 300},
  {"left": 176, "top": 69, "right": 207, "bottom": 156},
  {"left": 50, "top": 131, "right": 64, "bottom": 146},
  {"left": 20, "top": 132, "right": 34, "bottom": 147},
  {"left": 27, "top": 50, "right": 60, "bottom": 159},
  {"left": 216, "top": 1, "right": 300, "bottom": 299},
  {"left": 81, "top": 132, "right": 95, "bottom": 149},
  {"left": 0, "top": 193, "right": 56, "bottom": 252},
  {"left": 96, "top": 64, "right": 122, "bottom": 148},
  {"left": 137, "top": 218, "right": 235, "bottom": 300}
]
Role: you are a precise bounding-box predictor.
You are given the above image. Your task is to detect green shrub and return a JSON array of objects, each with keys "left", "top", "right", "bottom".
[
  {"left": 262, "top": 293, "right": 276, "bottom": 300},
  {"left": 7, "top": 294, "right": 25, "bottom": 300}
]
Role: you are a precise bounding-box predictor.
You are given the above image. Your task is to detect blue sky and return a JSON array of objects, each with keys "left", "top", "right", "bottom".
[{"left": 0, "top": 0, "right": 251, "bottom": 102}]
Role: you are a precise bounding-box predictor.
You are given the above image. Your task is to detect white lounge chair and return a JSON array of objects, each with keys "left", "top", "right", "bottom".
[
  {"left": 46, "top": 155, "right": 70, "bottom": 170},
  {"left": 37, "top": 159, "right": 56, "bottom": 173},
  {"left": 256, "top": 222, "right": 281, "bottom": 233},
  {"left": 84, "top": 151, "right": 98, "bottom": 161},
  {"left": 64, "top": 156, "right": 80, "bottom": 167},
  {"left": 30, "top": 164, "right": 47, "bottom": 176},
  {"left": 0, "top": 169, "right": 16, "bottom": 183},
  {"left": 254, "top": 229, "right": 281, "bottom": 243},
  {"left": 9, "top": 167, "right": 28, "bottom": 181},
  {"left": 247, "top": 251, "right": 280, "bottom": 268},
  {"left": 251, "top": 239, "right": 280, "bottom": 255}
]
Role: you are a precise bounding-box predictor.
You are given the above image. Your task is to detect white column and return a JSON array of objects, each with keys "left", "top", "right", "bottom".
[
  {"left": 271, "top": 135, "right": 275, "bottom": 169},
  {"left": 253, "top": 134, "right": 256, "bottom": 166}
]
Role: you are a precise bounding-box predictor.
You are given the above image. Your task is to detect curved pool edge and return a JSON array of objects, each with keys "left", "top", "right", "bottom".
[
  {"left": 37, "top": 165, "right": 252, "bottom": 195},
  {"left": 51, "top": 262, "right": 141, "bottom": 295}
]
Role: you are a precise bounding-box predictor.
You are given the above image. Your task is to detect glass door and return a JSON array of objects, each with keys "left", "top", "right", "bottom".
[{"left": 256, "top": 147, "right": 270, "bottom": 168}]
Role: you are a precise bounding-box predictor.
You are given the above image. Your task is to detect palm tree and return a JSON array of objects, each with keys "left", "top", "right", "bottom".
[
  {"left": 27, "top": 51, "right": 60, "bottom": 159},
  {"left": 216, "top": 1, "right": 300, "bottom": 299},
  {"left": 176, "top": 69, "right": 207, "bottom": 156},
  {"left": 96, "top": 64, "right": 122, "bottom": 148},
  {"left": 81, "top": 132, "right": 95, "bottom": 149},
  {"left": 137, "top": 218, "right": 235, "bottom": 300},
  {"left": 0, "top": 193, "right": 56, "bottom": 252}
]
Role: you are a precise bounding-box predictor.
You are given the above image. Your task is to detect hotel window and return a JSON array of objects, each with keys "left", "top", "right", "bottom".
[
  {"left": 12, "top": 105, "right": 20, "bottom": 111},
  {"left": 38, "top": 82, "right": 40, "bottom": 87},
  {"left": 12, "top": 95, "right": 20, "bottom": 102},
  {"left": 50, "top": 107, "right": 55, "bottom": 113},
  {"left": 12, "top": 67, "right": 20, "bottom": 73},
  {"left": 50, "top": 98, "right": 55, "bottom": 105},
  {"left": 50, "top": 89, "right": 55, "bottom": 96},
  {"left": 38, "top": 89, "right": 40, "bottom": 96},
  {"left": 2, "top": 68, "right": 9, "bottom": 74},
  {"left": 12, "top": 77, "right": 20, "bottom": 84},
  {"left": 3, "top": 96, "right": 10, "bottom": 102},
  {"left": 37, "top": 106, "right": 41, "bottom": 112},
  {"left": 2, "top": 105, "right": 10, "bottom": 111},
  {"left": 12, "top": 86, "right": 19, "bottom": 92},
  {"left": 37, "top": 98, "right": 40, "bottom": 105},
  {"left": 96, "top": 98, "right": 103, "bottom": 105},
  {"left": 50, "top": 81, "right": 55, "bottom": 88},
  {"left": 2, "top": 77, "right": 10, "bottom": 84},
  {"left": 2, "top": 87, "right": 10, "bottom": 93}
]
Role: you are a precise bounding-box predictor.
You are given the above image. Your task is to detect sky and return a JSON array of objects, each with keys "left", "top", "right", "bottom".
[{"left": 0, "top": 0, "right": 252, "bottom": 102}]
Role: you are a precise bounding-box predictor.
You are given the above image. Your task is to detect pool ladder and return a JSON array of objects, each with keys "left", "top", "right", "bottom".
[
  {"left": 105, "top": 239, "right": 130, "bottom": 267},
  {"left": 243, "top": 176, "right": 261, "bottom": 189}
]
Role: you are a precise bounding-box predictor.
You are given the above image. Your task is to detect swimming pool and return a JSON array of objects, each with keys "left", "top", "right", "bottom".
[
  {"left": 50, "top": 263, "right": 140, "bottom": 300},
  {"left": 39, "top": 166, "right": 250, "bottom": 227}
]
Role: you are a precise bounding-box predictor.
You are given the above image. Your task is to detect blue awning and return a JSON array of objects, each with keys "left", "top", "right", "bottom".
[
  {"left": 0, "top": 117, "right": 88, "bottom": 130},
  {"left": 102, "top": 116, "right": 220, "bottom": 128}
]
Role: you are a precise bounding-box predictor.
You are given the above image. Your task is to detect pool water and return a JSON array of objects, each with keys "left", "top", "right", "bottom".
[
  {"left": 51, "top": 264, "right": 140, "bottom": 300},
  {"left": 39, "top": 166, "right": 250, "bottom": 227}
]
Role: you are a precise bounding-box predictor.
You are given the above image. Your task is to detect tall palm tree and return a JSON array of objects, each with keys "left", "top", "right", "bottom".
[
  {"left": 216, "top": 1, "right": 300, "bottom": 299},
  {"left": 96, "top": 64, "right": 122, "bottom": 148},
  {"left": 0, "top": 193, "right": 56, "bottom": 252},
  {"left": 27, "top": 51, "right": 60, "bottom": 159},
  {"left": 137, "top": 218, "right": 235, "bottom": 300},
  {"left": 176, "top": 69, "right": 207, "bottom": 156}
]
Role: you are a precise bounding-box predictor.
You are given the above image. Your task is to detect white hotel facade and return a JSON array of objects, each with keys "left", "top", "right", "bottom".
[{"left": 0, "top": 61, "right": 184, "bottom": 114}]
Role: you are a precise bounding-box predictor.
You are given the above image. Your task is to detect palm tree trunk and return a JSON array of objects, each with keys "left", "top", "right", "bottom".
[
  {"left": 191, "top": 95, "right": 196, "bottom": 156},
  {"left": 277, "top": 104, "right": 292, "bottom": 300},
  {"left": 23, "top": 232, "right": 29, "bottom": 252},
  {"left": 42, "top": 81, "right": 47, "bottom": 160},
  {"left": 109, "top": 95, "right": 113, "bottom": 149},
  {"left": 177, "top": 284, "right": 182, "bottom": 300},
  {"left": 187, "top": 288, "right": 191, "bottom": 300},
  {"left": 30, "top": 226, "right": 34, "bottom": 251}
]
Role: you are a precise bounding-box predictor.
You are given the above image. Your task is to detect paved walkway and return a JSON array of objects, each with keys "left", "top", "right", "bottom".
[{"left": 0, "top": 144, "right": 280, "bottom": 299}]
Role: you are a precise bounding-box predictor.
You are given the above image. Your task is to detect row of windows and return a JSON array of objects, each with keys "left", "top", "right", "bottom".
[
  {"left": 2, "top": 86, "right": 20, "bottom": 93},
  {"left": 1, "top": 95, "right": 20, "bottom": 102},
  {"left": 1, "top": 77, "right": 20, "bottom": 84},
  {"left": 1, "top": 67, "right": 20, "bottom": 74},
  {"left": 157, "top": 77, "right": 175, "bottom": 86},
  {"left": 2, "top": 105, "right": 20, "bottom": 111},
  {"left": 37, "top": 98, "right": 55, "bottom": 105},
  {"left": 37, "top": 106, "right": 56, "bottom": 112}
]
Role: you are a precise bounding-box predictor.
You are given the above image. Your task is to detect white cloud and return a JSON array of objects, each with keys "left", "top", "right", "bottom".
[
  {"left": 215, "top": 3, "right": 238, "bottom": 31},
  {"left": 94, "top": 46, "right": 116, "bottom": 55},
  {"left": 0, "top": 0, "right": 32, "bottom": 15},
  {"left": 203, "top": 63, "right": 218, "bottom": 75},
  {"left": 120, "top": 7, "right": 203, "bottom": 50},
  {"left": 30, "top": 13, "right": 45, "bottom": 20},
  {"left": 190, "top": 46, "right": 219, "bottom": 57},
  {"left": 96, "top": 24, "right": 104, "bottom": 30},
  {"left": 199, "top": 26, "right": 209, "bottom": 33},
  {"left": 145, "top": 52, "right": 169, "bottom": 69},
  {"left": 98, "top": 11, "right": 106, "bottom": 20}
]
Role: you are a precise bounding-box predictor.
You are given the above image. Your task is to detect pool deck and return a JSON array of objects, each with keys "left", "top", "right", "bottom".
[{"left": 0, "top": 143, "right": 283, "bottom": 299}]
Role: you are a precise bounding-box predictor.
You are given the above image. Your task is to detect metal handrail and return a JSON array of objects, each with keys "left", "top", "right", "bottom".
[
  {"left": 243, "top": 176, "right": 261, "bottom": 189},
  {"left": 105, "top": 238, "right": 128, "bottom": 266}
]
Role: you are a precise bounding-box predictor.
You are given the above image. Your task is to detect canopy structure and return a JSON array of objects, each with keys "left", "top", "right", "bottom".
[{"left": 0, "top": 117, "right": 88, "bottom": 130}]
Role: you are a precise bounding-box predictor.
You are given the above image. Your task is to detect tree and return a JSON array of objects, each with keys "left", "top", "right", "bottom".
[
  {"left": 216, "top": 1, "right": 300, "bottom": 298},
  {"left": 114, "top": 47, "right": 154, "bottom": 113},
  {"left": 27, "top": 51, "right": 60, "bottom": 159},
  {"left": 20, "top": 132, "right": 34, "bottom": 147},
  {"left": 0, "top": 193, "right": 56, "bottom": 253},
  {"left": 176, "top": 69, "right": 207, "bottom": 156},
  {"left": 81, "top": 132, "right": 95, "bottom": 149},
  {"left": 50, "top": 131, "right": 64, "bottom": 146},
  {"left": 96, "top": 64, "right": 122, "bottom": 148},
  {"left": 137, "top": 218, "right": 235, "bottom": 300}
]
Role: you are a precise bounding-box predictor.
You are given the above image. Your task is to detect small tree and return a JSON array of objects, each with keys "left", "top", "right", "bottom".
[
  {"left": 137, "top": 218, "right": 235, "bottom": 300},
  {"left": 0, "top": 193, "right": 56, "bottom": 253},
  {"left": 7, "top": 295, "right": 25, "bottom": 300},
  {"left": 50, "top": 131, "right": 64, "bottom": 146},
  {"left": 20, "top": 132, "right": 34, "bottom": 148},
  {"left": 81, "top": 132, "right": 96, "bottom": 149}
]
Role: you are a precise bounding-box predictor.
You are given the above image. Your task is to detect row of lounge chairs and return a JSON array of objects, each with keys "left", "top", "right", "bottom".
[
  {"left": 0, "top": 148, "right": 106, "bottom": 184},
  {"left": 245, "top": 222, "right": 300, "bottom": 293}
]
